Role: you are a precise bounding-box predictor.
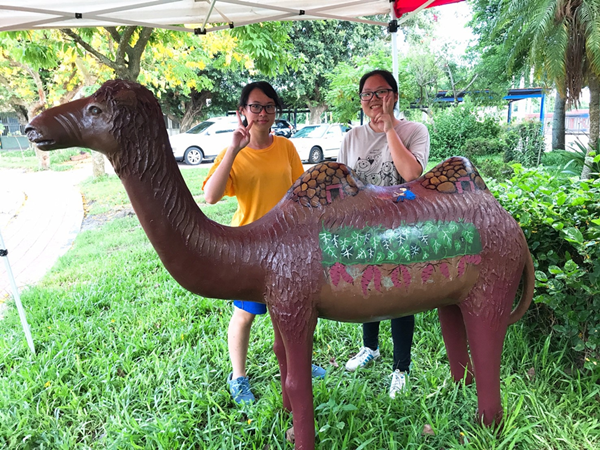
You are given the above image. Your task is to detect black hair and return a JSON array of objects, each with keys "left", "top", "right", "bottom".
[
  {"left": 238, "top": 81, "right": 283, "bottom": 112},
  {"left": 358, "top": 69, "right": 398, "bottom": 94}
]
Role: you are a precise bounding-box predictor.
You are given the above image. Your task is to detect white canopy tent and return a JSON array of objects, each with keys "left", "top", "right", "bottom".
[
  {"left": 0, "top": 0, "right": 394, "bottom": 33},
  {"left": 0, "top": 0, "right": 463, "bottom": 91}
]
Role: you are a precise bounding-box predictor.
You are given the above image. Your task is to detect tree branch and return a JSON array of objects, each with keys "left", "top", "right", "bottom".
[
  {"left": 462, "top": 73, "right": 479, "bottom": 95},
  {"left": 105, "top": 26, "right": 121, "bottom": 43},
  {"left": 115, "top": 26, "right": 136, "bottom": 62},
  {"left": 61, "top": 28, "right": 117, "bottom": 70}
]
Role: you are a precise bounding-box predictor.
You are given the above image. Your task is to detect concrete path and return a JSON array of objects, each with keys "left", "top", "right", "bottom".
[{"left": 0, "top": 165, "right": 89, "bottom": 304}]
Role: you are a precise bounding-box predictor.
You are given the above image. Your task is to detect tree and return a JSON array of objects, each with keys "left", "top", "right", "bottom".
[
  {"left": 61, "top": 27, "right": 152, "bottom": 81},
  {"left": 552, "top": 90, "right": 567, "bottom": 150},
  {"left": 268, "top": 20, "right": 386, "bottom": 123},
  {"left": 0, "top": 30, "right": 104, "bottom": 168},
  {"left": 325, "top": 44, "right": 416, "bottom": 123},
  {"left": 488, "top": 0, "right": 600, "bottom": 177},
  {"left": 41, "top": 23, "right": 296, "bottom": 172}
]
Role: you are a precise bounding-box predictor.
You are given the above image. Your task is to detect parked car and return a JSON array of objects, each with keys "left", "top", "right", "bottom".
[
  {"left": 169, "top": 116, "right": 238, "bottom": 165},
  {"left": 272, "top": 119, "right": 295, "bottom": 138},
  {"left": 289, "top": 123, "right": 350, "bottom": 163}
]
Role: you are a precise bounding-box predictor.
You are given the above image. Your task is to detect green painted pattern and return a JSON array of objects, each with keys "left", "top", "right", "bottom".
[{"left": 320, "top": 220, "right": 482, "bottom": 267}]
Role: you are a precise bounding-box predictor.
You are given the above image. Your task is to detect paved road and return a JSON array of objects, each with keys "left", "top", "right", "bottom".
[{"left": 0, "top": 166, "right": 88, "bottom": 302}]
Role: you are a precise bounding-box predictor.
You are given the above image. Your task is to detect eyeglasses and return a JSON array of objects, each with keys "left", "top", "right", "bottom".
[
  {"left": 245, "top": 104, "right": 276, "bottom": 114},
  {"left": 359, "top": 89, "right": 394, "bottom": 101}
]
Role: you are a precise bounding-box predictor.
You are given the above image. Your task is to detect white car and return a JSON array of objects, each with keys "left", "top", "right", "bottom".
[
  {"left": 289, "top": 123, "right": 350, "bottom": 164},
  {"left": 169, "top": 116, "right": 238, "bottom": 165}
]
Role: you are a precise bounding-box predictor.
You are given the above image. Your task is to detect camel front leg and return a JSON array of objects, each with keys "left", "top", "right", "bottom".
[
  {"left": 270, "top": 313, "right": 291, "bottom": 411},
  {"left": 275, "top": 312, "right": 318, "bottom": 450}
]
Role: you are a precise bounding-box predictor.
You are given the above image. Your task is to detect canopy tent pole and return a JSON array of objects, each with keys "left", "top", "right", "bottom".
[
  {"left": 390, "top": 7, "right": 398, "bottom": 90},
  {"left": 0, "top": 229, "right": 36, "bottom": 355},
  {"left": 390, "top": 2, "right": 399, "bottom": 115}
]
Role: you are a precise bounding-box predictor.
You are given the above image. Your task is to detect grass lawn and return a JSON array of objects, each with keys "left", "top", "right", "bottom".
[
  {"left": 0, "top": 148, "right": 92, "bottom": 172},
  {"left": 0, "top": 160, "right": 599, "bottom": 449}
]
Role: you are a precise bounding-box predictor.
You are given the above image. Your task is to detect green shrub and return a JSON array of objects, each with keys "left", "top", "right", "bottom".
[
  {"left": 490, "top": 165, "right": 600, "bottom": 368},
  {"left": 462, "top": 136, "right": 506, "bottom": 159},
  {"left": 473, "top": 156, "right": 514, "bottom": 182},
  {"left": 427, "top": 103, "right": 502, "bottom": 160},
  {"left": 503, "top": 121, "right": 545, "bottom": 167},
  {"left": 560, "top": 138, "right": 600, "bottom": 180},
  {"left": 541, "top": 150, "right": 577, "bottom": 169},
  {"left": 49, "top": 148, "right": 91, "bottom": 164}
]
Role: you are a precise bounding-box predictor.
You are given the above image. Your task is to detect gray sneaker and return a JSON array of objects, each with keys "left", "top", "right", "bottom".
[
  {"left": 227, "top": 372, "right": 255, "bottom": 404},
  {"left": 345, "top": 346, "right": 380, "bottom": 372}
]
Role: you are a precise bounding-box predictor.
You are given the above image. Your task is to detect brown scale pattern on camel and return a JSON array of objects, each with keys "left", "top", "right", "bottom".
[
  {"left": 25, "top": 80, "right": 535, "bottom": 450},
  {"left": 290, "top": 162, "right": 364, "bottom": 207},
  {"left": 421, "top": 158, "right": 488, "bottom": 193}
]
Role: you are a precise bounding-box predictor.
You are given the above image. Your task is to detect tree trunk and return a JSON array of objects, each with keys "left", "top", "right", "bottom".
[
  {"left": 178, "top": 91, "right": 211, "bottom": 132},
  {"left": 552, "top": 91, "right": 566, "bottom": 151},
  {"left": 34, "top": 146, "right": 50, "bottom": 170},
  {"left": 582, "top": 73, "right": 599, "bottom": 180},
  {"left": 308, "top": 104, "right": 327, "bottom": 124},
  {"left": 92, "top": 151, "right": 106, "bottom": 178}
]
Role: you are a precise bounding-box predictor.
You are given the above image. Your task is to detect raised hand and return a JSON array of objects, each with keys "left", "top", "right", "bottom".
[
  {"left": 230, "top": 111, "right": 254, "bottom": 154},
  {"left": 373, "top": 90, "right": 396, "bottom": 132}
]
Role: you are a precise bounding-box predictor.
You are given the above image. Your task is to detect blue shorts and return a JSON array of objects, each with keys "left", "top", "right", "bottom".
[{"left": 233, "top": 300, "right": 267, "bottom": 315}]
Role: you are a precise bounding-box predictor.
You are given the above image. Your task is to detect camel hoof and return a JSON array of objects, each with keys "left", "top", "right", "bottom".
[{"left": 285, "top": 426, "right": 295, "bottom": 443}]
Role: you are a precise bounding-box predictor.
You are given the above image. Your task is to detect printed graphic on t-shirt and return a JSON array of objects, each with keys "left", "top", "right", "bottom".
[{"left": 354, "top": 148, "right": 400, "bottom": 186}]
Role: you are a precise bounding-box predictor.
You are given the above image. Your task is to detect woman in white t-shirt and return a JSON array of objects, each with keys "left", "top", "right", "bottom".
[{"left": 337, "top": 69, "right": 430, "bottom": 399}]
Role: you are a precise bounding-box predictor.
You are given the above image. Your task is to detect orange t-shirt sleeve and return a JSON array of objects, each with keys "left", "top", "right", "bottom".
[
  {"left": 288, "top": 141, "right": 305, "bottom": 181},
  {"left": 201, "top": 149, "right": 235, "bottom": 197}
]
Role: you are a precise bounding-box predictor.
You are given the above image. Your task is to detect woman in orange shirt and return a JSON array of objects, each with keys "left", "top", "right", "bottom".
[{"left": 203, "top": 81, "right": 325, "bottom": 403}]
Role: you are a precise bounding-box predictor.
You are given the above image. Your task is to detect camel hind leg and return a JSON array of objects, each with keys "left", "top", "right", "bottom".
[
  {"left": 438, "top": 304, "right": 473, "bottom": 384},
  {"left": 461, "top": 306, "right": 508, "bottom": 426}
]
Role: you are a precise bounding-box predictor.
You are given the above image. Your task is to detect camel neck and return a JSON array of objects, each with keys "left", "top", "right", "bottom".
[{"left": 114, "top": 136, "right": 266, "bottom": 302}]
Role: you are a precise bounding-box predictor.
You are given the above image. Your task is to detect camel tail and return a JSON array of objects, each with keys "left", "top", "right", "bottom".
[{"left": 508, "top": 252, "right": 535, "bottom": 325}]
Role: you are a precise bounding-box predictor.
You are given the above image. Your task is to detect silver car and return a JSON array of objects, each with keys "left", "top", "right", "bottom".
[
  {"left": 289, "top": 123, "right": 350, "bottom": 164},
  {"left": 169, "top": 116, "right": 238, "bottom": 165}
]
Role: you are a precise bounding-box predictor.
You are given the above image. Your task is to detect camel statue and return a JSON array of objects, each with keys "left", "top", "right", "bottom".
[{"left": 26, "top": 80, "right": 534, "bottom": 450}]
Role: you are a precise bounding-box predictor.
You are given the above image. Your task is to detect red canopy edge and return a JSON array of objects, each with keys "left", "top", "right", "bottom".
[{"left": 394, "top": 0, "right": 465, "bottom": 18}]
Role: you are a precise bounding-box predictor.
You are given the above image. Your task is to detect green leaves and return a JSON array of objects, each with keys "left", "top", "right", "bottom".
[
  {"left": 491, "top": 164, "right": 600, "bottom": 362},
  {"left": 563, "top": 227, "right": 584, "bottom": 244}
]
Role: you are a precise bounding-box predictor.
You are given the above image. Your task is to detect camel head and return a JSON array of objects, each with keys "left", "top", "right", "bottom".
[{"left": 26, "top": 80, "right": 169, "bottom": 173}]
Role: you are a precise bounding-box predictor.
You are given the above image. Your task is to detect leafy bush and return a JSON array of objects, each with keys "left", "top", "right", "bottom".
[
  {"left": 541, "top": 149, "right": 577, "bottom": 169},
  {"left": 503, "top": 121, "right": 545, "bottom": 167},
  {"left": 462, "top": 136, "right": 506, "bottom": 159},
  {"left": 427, "top": 103, "right": 502, "bottom": 160},
  {"left": 559, "top": 138, "right": 600, "bottom": 180},
  {"left": 474, "top": 156, "right": 514, "bottom": 182},
  {"left": 490, "top": 165, "right": 600, "bottom": 368}
]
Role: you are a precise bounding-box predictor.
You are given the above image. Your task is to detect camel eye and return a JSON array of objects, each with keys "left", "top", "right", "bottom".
[{"left": 88, "top": 105, "right": 102, "bottom": 115}]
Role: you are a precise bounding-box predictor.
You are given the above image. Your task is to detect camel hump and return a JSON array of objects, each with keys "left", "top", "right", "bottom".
[
  {"left": 289, "top": 161, "right": 365, "bottom": 208},
  {"left": 419, "top": 156, "right": 488, "bottom": 194}
]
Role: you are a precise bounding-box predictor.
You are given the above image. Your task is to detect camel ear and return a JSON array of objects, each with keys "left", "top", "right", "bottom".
[{"left": 113, "top": 89, "right": 138, "bottom": 107}]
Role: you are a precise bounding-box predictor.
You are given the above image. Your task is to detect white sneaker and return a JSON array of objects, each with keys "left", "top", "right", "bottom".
[
  {"left": 345, "top": 346, "right": 380, "bottom": 372},
  {"left": 389, "top": 370, "right": 408, "bottom": 399}
]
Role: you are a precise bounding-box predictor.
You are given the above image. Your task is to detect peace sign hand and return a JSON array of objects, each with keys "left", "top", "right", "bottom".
[
  {"left": 374, "top": 90, "right": 396, "bottom": 133},
  {"left": 229, "top": 111, "right": 254, "bottom": 155}
]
